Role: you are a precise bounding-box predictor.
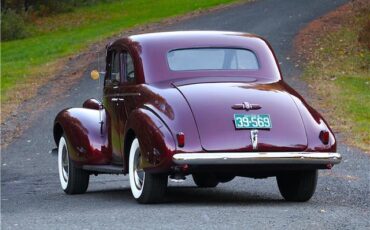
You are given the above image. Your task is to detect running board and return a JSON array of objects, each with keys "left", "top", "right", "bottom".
[{"left": 83, "top": 165, "right": 124, "bottom": 174}]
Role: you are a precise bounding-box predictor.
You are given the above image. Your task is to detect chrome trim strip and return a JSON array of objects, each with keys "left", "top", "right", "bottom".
[
  {"left": 105, "top": 93, "right": 141, "bottom": 97},
  {"left": 121, "top": 93, "right": 141, "bottom": 97},
  {"left": 173, "top": 152, "right": 342, "bottom": 165}
]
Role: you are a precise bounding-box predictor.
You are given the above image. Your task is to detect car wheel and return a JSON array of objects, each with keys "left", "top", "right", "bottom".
[
  {"left": 129, "top": 138, "right": 167, "bottom": 204},
  {"left": 58, "top": 135, "right": 89, "bottom": 194},
  {"left": 276, "top": 170, "right": 318, "bottom": 202},
  {"left": 192, "top": 173, "right": 219, "bottom": 188}
]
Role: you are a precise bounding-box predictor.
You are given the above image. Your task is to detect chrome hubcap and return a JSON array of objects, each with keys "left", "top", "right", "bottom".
[
  {"left": 61, "top": 145, "right": 69, "bottom": 182},
  {"left": 133, "top": 149, "right": 144, "bottom": 190}
]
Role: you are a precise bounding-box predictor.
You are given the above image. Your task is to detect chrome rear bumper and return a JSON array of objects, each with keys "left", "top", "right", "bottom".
[{"left": 173, "top": 152, "right": 342, "bottom": 165}]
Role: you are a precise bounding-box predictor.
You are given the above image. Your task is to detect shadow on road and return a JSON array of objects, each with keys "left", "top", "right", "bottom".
[
  {"left": 81, "top": 186, "right": 284, "bottom": 205},
  {"left": 165, "top": 186, "right": 283, "bottom": 205}
]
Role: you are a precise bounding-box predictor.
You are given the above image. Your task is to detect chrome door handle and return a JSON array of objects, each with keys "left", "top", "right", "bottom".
[{"left": 111, "top": 98, "right": 124, "bottom": 102}]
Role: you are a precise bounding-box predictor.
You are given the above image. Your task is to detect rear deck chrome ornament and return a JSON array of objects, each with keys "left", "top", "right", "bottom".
[
  {"left": 232, "top": 102, "right": 261, "bottom": 111},
  {"left": 250, "top": 129, "right": 258, "bottom": 150}
]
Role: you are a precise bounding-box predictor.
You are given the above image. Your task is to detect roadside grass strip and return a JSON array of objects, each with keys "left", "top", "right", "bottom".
[{"left": 1, "top": 0, "right": 240, "bottom": 105}]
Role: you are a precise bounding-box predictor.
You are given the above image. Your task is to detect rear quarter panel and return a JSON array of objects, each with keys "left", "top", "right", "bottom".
[{"left": 283, "top": 82, "right": 337, "bottom": 152}]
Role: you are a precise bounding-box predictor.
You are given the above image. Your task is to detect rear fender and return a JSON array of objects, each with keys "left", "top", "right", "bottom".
[
  {"left": 123, "top": 108, "right": 176, "bottom": 174},
  {"left": 285, "top": 83, "right": 336, "bottom": 152},
  {"left": 53, "top": 108, "right": 110, "bottom": 166}
]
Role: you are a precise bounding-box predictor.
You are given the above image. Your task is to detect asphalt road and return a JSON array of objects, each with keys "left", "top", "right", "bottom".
[{"left": 2, "top": 0, "right": 369, "bottom": 229}]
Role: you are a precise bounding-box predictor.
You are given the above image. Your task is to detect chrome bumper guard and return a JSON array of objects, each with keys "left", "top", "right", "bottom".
[{"left": 173, "top": 152, "right": 342, "bottom": 165}]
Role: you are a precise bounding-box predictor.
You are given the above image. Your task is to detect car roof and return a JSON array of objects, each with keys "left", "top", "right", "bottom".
[
  {"left": 110, "top": 31, "right": 282, "bottom": 84},
  {"left": 129, "top": 31, "right": 262, "bottom": 45}
]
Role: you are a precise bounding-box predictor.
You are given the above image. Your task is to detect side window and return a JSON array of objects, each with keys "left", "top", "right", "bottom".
[
  {"left": 106, "top": 51, "right": 121, "bottom": 85},
  {"left": 125, "top": 52, "right": 135, "bottom": 83}
]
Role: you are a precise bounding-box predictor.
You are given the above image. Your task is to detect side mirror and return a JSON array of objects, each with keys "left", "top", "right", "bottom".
[{"left": 90, "top": 70, "right": 100, "bottom": 80}]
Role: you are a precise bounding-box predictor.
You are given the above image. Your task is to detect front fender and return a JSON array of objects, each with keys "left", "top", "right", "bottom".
[
  {"left": 124, "top": 108, "right": 176, "bottom": 174},
  {"left": 54, "top": 108, "right": 110, "bottom": 165}
]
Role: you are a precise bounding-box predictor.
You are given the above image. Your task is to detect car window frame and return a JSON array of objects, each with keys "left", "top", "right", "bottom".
[
  {"left": 105, "top": 49, "right": 122, "bottom": 87},
  {"left": 121, "top": 50, "right": 136, "bottom": 85},
  {"left": 166, "top": 47, "right": 260, "bottom": 72}
]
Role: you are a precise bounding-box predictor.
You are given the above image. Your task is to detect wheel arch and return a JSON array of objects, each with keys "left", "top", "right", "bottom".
[
  {"left": 123, "top": 108, "right": 176, "bottom": 174},
  {"left": 53, "top": 122, "right": 64, "bottom": 146}
]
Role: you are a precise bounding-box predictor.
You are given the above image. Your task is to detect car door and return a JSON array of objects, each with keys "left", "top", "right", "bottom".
[
  {"left": 117, "top": 51, "right": 137, "bottom": 158},
  {"left": 103, "top": 49, "right": 126, "bottom": 164}
]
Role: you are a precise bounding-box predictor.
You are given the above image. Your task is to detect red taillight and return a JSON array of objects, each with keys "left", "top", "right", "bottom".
[
  {"left": 319, "top": 130, "right": 330, "bottom": 145},
  {"left": 177, "top": 132, "right": 185, "bottom": 147}
]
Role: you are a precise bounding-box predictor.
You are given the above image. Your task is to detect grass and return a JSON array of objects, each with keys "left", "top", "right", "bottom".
[
  {"left": 301, "top": 3, "right": 370, "bottom": 152},
  {"left": 0, "top": 0, "right": 241, "bottom": 103}
]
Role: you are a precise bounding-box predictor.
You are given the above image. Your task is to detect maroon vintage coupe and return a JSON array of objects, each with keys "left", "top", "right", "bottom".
[{"left": 54, "top": 31, "right": 341, "bottom": 203}]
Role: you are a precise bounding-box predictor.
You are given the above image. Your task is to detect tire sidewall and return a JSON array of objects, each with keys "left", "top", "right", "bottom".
[
  {"left": 129, "top": 138, "right": 144, "bottom": 199},
  {"left": 58, "top": 136, "right": 69, "bottom": 190},
  {"left": 277, "top": 170, "right": 317, "bottom": 202}
]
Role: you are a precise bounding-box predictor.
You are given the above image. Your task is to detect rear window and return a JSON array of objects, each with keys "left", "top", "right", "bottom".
[{"left": 167, "top": 48, "right": 259, "bottom": 71}]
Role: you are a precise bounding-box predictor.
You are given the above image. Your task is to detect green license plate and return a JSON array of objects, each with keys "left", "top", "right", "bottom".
[{"left": 234, "top": 114, "right": 272, "bottom": 129}]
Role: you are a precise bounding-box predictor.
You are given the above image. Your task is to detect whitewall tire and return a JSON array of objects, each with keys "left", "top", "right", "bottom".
[
  {"left": 58, "top": 135, "right": 89, "bottom": 194},
  {"left": 129, "top": 138, "right": 167, "bottom": 203},
  {"left": 129, "top": 139, "right": 145, "bottom": 198},
  {"left": 58, "top": 137, "right": 69, "bottom": 190}
]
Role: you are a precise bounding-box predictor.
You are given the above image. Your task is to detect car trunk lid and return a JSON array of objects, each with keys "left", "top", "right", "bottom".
[{"left": 173, "top": 81, "right": 307, "bottom": 152}]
